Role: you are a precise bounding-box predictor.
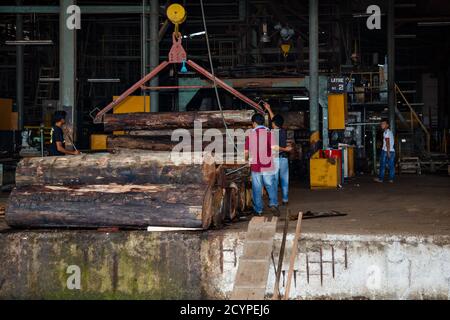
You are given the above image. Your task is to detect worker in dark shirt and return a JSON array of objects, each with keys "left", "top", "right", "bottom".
[
  {"left": 264, "top": 103, "right": 292, "bottom": 206},
  {"left": 49, "top": 111, "right": 80, "bottom": 156}
]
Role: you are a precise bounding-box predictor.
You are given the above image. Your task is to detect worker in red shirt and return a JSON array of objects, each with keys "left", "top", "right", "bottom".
[{"left": 245, "top": 113, "right": 279, "bottom": 216}]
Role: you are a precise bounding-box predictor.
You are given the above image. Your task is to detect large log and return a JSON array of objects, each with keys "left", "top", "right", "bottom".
[
  {"left": 104, "top": 110, "right": 255, "bottom": 132},
  {"left": 107, "top": 135, "right": 245, "bottom": 153},
  {"left": 16, "top": 151, "right": 217, "bottom": 187},
  {"left": 6, "top": 184, "right": 223, "bottom": 229},
  {"left": 107, "top": 135, "right": 179, "bottom": 151},
  {"left": 104, "top": 110, "right": 304, "bottom": 132}
]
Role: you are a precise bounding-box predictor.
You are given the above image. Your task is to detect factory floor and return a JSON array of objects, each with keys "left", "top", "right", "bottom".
[
  {"left": 0, "top": 174, "right": 449, "bottom": 237},
  {"left": 294, "top": 174, "right": 450, "bottom": 236},
  {"left": 264, "top": 174, "right": 450, "bottom": 237}
]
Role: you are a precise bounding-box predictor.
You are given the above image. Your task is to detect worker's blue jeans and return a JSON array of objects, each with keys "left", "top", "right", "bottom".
[
  {"left": 273, "top": 157, "right": 289, "bottom": 203},
  {"left": 379, "top": 150, "right": 396, "bottom": 181},
  {"left": 251, "top": 171, "right": 278, "bottom": 214}
]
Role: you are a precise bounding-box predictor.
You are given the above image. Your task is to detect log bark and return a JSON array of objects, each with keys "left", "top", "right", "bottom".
[
  {"left": 202, "top": 185, "right": 225, "bottom": 229},
  {"left": 107, "top": 135, "right": 179, "bottom": 151},
  {"left": 16, "top": 151, "right": 217, "bottom": 187},
  {"left": 105, "top": 110, "right": 304, "bottom": 132},
  {"left": 238, "top": 181, "right": 248, "bottom": 213},
  {"left": 223, "top": 183, "right": 239, "bottom": 221},
  {"left": 104, "top": 110, "right": 255, "bottom": 132},
  {"left": 245, "top": 181, "right": 253, "bottom": 210},
  {"left": 6, "top": 184, "right": 222, "bottom": 229},
  {"left": 107, "top": 135, "right": 245, "bottom": 153}
]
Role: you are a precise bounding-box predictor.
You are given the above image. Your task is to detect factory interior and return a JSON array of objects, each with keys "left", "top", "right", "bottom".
[{"left": 0, "top": 0, "right": 449, "bottom": 301}]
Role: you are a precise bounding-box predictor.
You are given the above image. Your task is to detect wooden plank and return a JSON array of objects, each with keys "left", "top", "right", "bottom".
[
  {"left": 231, "top": 216, "right": 278, "bottom": 300},
  {"left": 283, "top": 212, "right": 303, "bottom": 300}
]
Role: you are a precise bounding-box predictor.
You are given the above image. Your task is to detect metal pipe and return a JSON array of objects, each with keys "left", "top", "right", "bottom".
[
  {"left": 141, "top": 85, "right": 213, "bottom": 90},
  {"left": 40, "top": 125, "right": 44, "bottom": 157},
  {"left": 6, "top": 40, "right": 53, "bottom": 45},
  {"left": 141, "top": 0, "right": 147, "bottom": 111},
  {"left": 387, "top": 0, "right": 396, "bottom": 135},
  {"left": 16, "top": 0, "right": 24, "bottom": 130},
  {"left": 309, "top": 0, "right": 319, "bottom": 135},
  {"left": 372, "top": 125, "right": 377, "bottom": 175},
  {"left": 59, "top": 0, "right": 77, "bottom": 141},
  {"left": 149, "top": 0, "right": 159, "bottom": 112},
  {"left": 0, "top": 5, "right": 152, "bottom": 14}
]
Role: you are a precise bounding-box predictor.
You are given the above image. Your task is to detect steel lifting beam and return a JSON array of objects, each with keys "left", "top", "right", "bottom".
[{"left": 94, "top": 32, "right": 265, "bottom": 123}]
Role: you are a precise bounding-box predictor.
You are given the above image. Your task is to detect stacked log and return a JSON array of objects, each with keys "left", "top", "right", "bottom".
[
  {"left": 104, "top": 110, "right": 303, "bottom": 156},
  {"left": 102, "top": 110, "right": 261, "bottom": 223},
  {"left": 103, "top": 110, "right": 304, "bottom": 132},
  {"left": 100, "top": 109, "right": 302, "bottom": 223},
  {"left": 6, "top": 151, "right": 226, "bottom": 229},
  {"left": 107, "top": 134, "right": 246, "bottom": 152},
  {"left": 7, "top": 109, "right": 303, "bottom": 229},
  {"left": 103, "top": 110, "right": 256, "bottom": 131}
]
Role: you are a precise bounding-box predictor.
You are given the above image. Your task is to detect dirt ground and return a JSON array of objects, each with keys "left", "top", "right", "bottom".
[{"left": 1, "top": 174, "right": 449, "bottom": 237}]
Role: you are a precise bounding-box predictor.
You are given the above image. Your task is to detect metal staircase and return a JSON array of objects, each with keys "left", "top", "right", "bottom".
[{"left": 395, "top": 83, "right": 430, "bottom": 155}]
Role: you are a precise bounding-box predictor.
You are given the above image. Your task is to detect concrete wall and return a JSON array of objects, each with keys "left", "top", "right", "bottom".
[
  {"left": 0, "top": 231, "right": 203, "bottom": 299},
  {"left": 0, "top": 229, "right": 449, "bottom": 299},
  {"left": 204, "top": 232, "right": 450, "bottom": 300}
]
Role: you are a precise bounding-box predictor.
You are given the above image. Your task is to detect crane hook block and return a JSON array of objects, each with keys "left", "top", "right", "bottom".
[{"left": 167, "top": 3, "right": 187, "bottom": 25}]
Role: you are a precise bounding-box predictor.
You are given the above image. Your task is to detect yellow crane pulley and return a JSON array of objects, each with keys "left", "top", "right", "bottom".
[
  {"left": 166, "top": 3, "right": 186, "bottom": 37},
  {"left": 281, "top": 43, "right": 291, "bottom": 57}
]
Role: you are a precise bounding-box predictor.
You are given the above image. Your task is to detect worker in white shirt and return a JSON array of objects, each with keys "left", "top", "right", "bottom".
[{"left": 374, "top": 119, "right": 396, "bottom": 183}]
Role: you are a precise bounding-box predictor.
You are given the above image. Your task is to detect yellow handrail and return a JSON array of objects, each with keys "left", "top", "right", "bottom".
[{"left": 395, "top": 84, "right": 430, "bottom": 153}]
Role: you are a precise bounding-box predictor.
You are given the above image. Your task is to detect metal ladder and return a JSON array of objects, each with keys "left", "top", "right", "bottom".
[{"left": 33, "top": 67, "right": 56, "bottom": 120}]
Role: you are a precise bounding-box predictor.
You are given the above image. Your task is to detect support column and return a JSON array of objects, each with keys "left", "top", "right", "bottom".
[
  {"left": 309, "top": 0, "right": 320, "bottom": 140},
  {"left": 149, "top": 0, "right": 159, "bottom": 112},
  {"left": 16, "top": 0, "right": 24, "bottom": 130},
  {"left": 387, "top": 0, "right": 396, "bottom": 134},
  {"left": 59, "top": 0, "right": 77, "bottom": 140},
  {"left": 372, "top": 125, "right": 377, "bottom": 175}
]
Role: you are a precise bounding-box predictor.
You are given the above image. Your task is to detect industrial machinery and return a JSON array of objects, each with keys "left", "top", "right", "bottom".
[
  {"left": 19, "top": 126, "right": 50, "bottom": 157},
  {"left": 6, "top": 4, "right": 275, "bottom": 231},
  {"left": 94, "top": 3, "right": 265, "bottom": 124}
]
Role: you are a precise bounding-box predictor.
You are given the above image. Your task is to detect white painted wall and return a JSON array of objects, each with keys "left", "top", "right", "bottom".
[{"left": 204, "top": 232, "right": 450, "bottom": 300}]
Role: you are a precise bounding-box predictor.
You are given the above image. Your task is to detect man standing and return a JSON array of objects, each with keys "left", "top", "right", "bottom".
[
  {"left": 49, "top": 110, "right": 80, "bottom": 156},
  {"left": 245, "top": 113, "right": 279, "bottom": 216},
  {"left": 264, "top": 104, "right": 292, "bottom": 206},
  {"left": 374, "top": 119, "right": 395, "bottom": 183}
]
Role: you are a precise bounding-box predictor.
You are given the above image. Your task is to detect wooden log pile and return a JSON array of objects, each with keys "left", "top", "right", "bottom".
[
  {"left": 6, "top": 151, "right": 232, "bottom": 229},
  {"left": 104, "top": 110, "right": 303, "bottom": 154},
  {"left": 103, "top": 110, "right": 299, "bottom": 226},
  {"left": 6, "top": 110, "right": 304, "bottom": 229},
  {"left": 101, "top": 110, "right": 304, "bottom": 224}
]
